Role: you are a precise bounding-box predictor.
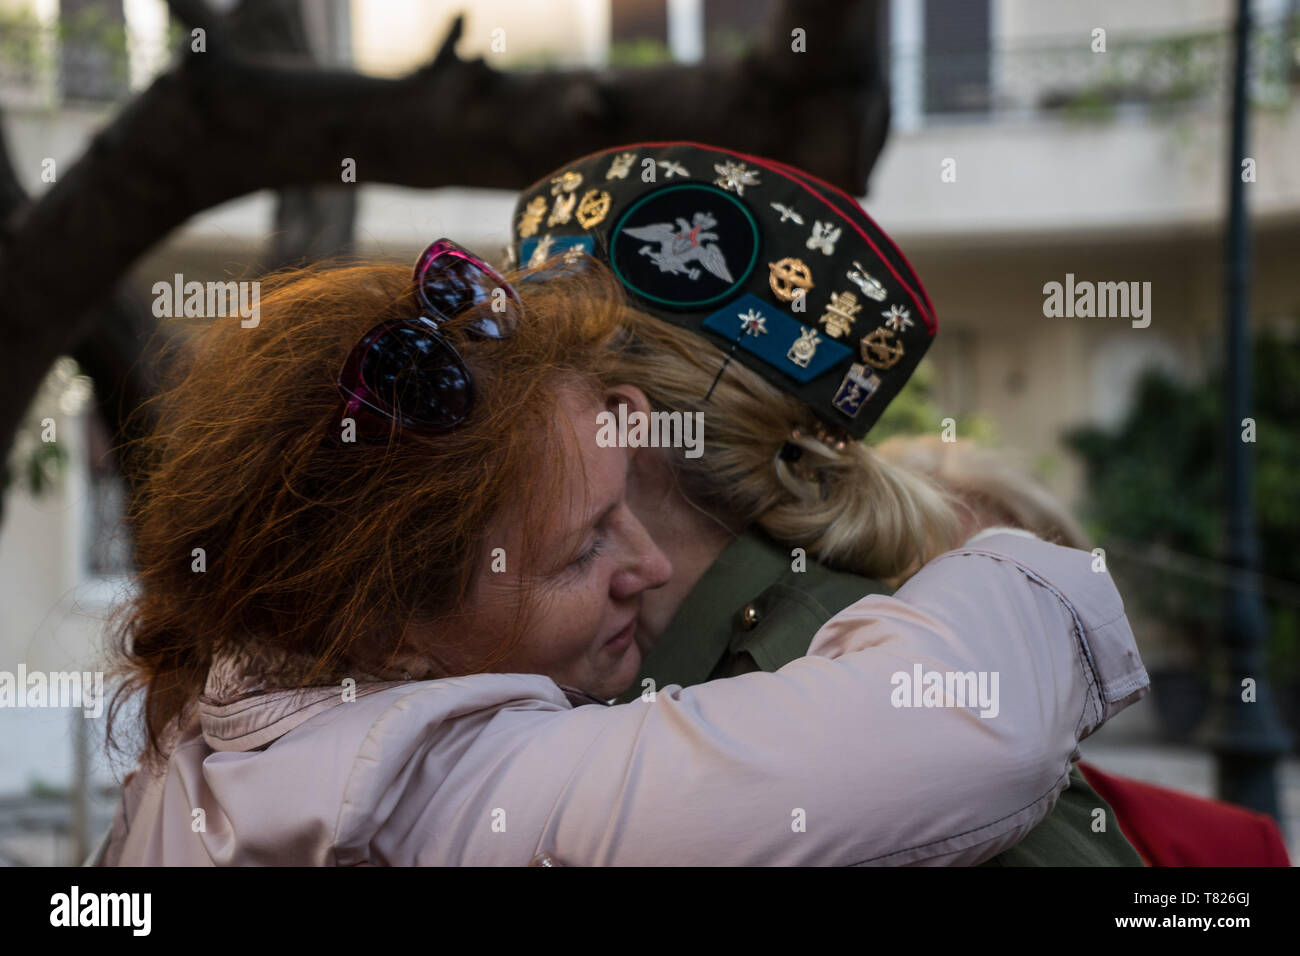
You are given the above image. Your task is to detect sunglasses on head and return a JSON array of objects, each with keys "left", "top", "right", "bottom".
[{"left": 336, "top": 238, "right": 523, "bottom": 436}]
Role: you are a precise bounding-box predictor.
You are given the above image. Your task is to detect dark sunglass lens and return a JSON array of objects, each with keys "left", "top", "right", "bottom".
[
  {"left": 361, "top": 323, "right": 472, "bottom": 428},
  {"left": 417, "top": 249, "right": 519, "bottom": 338}
]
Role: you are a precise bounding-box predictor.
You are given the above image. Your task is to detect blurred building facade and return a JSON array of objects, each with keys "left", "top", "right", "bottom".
[{"left": 1, "top": 0, "right": 1299, "bottom": 861}]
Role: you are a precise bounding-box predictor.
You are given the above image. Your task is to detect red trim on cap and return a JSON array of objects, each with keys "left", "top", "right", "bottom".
[{"left": 535, "top": 141, "right": 936, "bottom": 335}]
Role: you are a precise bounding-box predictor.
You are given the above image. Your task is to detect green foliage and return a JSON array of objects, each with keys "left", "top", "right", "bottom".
[
  {"left": 607, "top": 38, "right": 672, "bottom": 68},
  {"left": 24, "top": 439, "right": 68, "bottom": 496},
  {"left": 0, "top": 4, "right": 132, "bottom": 103},
  {"left": 61, "top": 4, "right": 131, "bottom": 90},
  {"left": 1058, "top": 86, "right": 1118, "bottom": 122},
  {"left": 4, "top": 358, "right": 84, "bottom": 498},
  {"left": 165, "top": 16, "right": 190, "bottom": 51},
  {"left": 0, "top": 7, "right": 44, "bottom": 80},
  {"left": 1064, "top": 328, "right": 1300, "bottom": 679},
  {"left": 509, "top": 27, "right": 755, "bottom": 71},
  {"left": 708, "top": 26, "right": 754, "bottom": 60},
  {"left": 865, "top": 359, "right": 996, "bottom": 446},
  {"left": 2, "top": 417, "right": 67, "bottom": 498},
  {"left": 1051, "top": 17, "right": 1298, "bottom": 121},
  {"left": 28, "top": 778, "right": 69, "bottom": 801}
]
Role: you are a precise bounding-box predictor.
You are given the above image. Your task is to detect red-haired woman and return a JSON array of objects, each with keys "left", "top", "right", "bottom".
[{"left": 96, "top": 241, "right": 1147, "bottom": 866}]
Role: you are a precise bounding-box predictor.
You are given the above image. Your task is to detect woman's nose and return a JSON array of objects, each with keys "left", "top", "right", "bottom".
[{"left": 611, "top": 510, "right": 673, "bottom": 600}]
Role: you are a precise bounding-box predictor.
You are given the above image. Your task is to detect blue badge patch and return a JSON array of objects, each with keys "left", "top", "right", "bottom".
[
  {"left": 832, "top": 363, "right": 882, "bottom": 418},
  {"left": 609, "top": 183, "right": 759, "bottom": 311},
  {"left": 702, "top": 293, "right": 852, "bottom": 384}
]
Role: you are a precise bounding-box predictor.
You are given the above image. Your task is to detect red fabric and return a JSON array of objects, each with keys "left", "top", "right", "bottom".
[{"left": 1077, "top": 760, "right": 1292, "bottom": 867}]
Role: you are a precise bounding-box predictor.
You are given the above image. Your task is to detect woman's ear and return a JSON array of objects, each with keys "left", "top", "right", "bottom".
[
  {"left": 603, "top": 383, "right": 653, "bottom": 418},
  {"left": 604, "top": 384, "right": 671, "bottom": 500}
]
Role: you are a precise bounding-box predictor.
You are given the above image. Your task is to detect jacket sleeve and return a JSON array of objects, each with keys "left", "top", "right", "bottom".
[{"left": 395, "top": 532, "right": 1148, "bottom": 866}]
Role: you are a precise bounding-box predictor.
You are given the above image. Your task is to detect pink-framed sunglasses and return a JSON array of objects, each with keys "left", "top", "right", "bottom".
[{"left": 336, "top": 238, "right": 523, "bottom": 436}]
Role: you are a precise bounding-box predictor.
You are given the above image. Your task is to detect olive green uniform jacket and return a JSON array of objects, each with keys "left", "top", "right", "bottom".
[{"left": 618, "top": 528, "right": 1144, "bottom": 867}]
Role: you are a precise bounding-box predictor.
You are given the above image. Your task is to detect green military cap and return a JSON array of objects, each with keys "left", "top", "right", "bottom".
[{"left": 507, "top": 141, "right": 937, "bottom": 440}]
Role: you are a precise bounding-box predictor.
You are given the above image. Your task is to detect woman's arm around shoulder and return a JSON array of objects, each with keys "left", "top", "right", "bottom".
[{"left": 375, "top": 531, "right": 1147, "bottom": 866}]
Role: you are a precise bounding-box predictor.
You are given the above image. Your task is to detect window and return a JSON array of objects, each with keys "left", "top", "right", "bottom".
[{"left": 923, "top": 0, "right": 991, "bottom": 116}]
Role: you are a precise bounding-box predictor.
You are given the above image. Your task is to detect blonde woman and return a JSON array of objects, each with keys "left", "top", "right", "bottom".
[{"left": 508, "top": 142, "right": 1146, "bottom": 866}]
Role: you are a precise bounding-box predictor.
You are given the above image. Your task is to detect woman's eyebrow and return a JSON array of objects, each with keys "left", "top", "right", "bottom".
[
  {"left": 584, "top": 497, "right": 619, "bottom": 536},
  {"left": 581, "top": 464, "right": 627, "bottom": 537},
  {"left": 566, "top": 454, "right": 630, "bottom": 547}
]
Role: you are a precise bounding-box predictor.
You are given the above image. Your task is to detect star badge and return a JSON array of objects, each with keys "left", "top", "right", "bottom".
[{"left": 739, "top": 307, "right": 768, "bottom": 336}]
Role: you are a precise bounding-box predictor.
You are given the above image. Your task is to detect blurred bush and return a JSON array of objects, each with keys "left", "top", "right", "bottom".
[{"left": 1065, "top": 328, "right": 1300, "bottom": 693}]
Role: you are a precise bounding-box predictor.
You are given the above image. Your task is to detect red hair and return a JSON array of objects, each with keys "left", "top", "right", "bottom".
[{"left": 109, "top": 255, "right": 629, "bottom": 764}]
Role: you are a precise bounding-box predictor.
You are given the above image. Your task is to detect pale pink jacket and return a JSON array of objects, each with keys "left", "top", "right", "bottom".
[{"left": 99, "top": 532, "right": 1148, "bottom": 866}]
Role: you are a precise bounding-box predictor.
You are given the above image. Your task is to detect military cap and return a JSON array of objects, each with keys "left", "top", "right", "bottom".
[{"left": 507, "top": 141, "right": 936, "bottom": 440}]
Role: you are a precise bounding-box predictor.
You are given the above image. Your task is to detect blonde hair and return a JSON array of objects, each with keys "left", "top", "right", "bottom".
[
  {"left": 599, "top": 308, "right": 964, "bottom": 581},
  {"left": 875, "top": 435, "right": 1090, "bottom": 549}
]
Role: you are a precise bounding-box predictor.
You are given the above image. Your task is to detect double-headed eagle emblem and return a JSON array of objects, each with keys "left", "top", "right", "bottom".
[{"left": 624, "top": 211, "right": 734, "bottom": 283}]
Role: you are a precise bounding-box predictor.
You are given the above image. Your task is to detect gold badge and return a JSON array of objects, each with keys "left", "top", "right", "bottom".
[
  {"left": 787, "top": 326, "right": 822, "bottom": 368},
  {"left": 547, "top": 171, "right": 583, "bottom": 227},
  {"left": 517, "top": 195, "right": 547, "bottom": 238},
  {"left": 527, "top": 234, "right": 555, "bottom": 268},
  {"left": 606, "top": 151, "right": 636, "bottom": 180},
  {"left": 551, "top": 171, "right": 583, "bottom": 193},
  {"left": 860, "top": 326, "right": 905, "bottom": 370},
  {"left": 768, "top": 257, "right": 814, "bottom": 302},
  {"left": 818, "top": 290, "right": 862, "bottom": 339},
  {"left": 575, "top": 189, "right": 611, "bottom": 229}
]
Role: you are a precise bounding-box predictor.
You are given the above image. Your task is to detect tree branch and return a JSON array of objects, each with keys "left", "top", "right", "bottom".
[{"left": 0, "top": 0, "right": 888, "bottom": 482}]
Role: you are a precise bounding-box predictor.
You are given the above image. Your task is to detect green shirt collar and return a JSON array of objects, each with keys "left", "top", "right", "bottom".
[{"left": 621, "top": 528, "right": 791, "bottom": 700}]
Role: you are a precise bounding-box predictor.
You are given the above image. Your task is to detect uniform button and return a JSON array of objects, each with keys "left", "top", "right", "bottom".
[{"left": 741, "top": 604, "right": 761, "bottom": 630}]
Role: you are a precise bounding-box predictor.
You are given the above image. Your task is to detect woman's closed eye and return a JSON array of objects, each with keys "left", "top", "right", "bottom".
[{"left": 568, "top": 532, "right": 605, "bottom": 573}]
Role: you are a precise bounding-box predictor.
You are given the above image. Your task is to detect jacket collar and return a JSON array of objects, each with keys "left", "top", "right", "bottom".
[
  {"left": 197, "top": 651, "right": 611, "bottom": 752},
  {"left": 198, "top": 651, "right": 405, "bottom": 753}
]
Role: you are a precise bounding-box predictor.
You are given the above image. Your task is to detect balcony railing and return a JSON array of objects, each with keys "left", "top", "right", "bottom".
[
  {"left": 2, "top": 10, "right": 1298, "bottom": 124},
  {"left": 0, "top": 7, "right": 177, "bottom": 110},
  {"left": 890, "top": 16, "right": 1299, "bottom": 126}
]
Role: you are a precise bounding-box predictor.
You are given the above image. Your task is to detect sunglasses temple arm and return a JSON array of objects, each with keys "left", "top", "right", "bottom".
[{"left": 341, "top": 394, "right": 363, "bottom": 423}]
